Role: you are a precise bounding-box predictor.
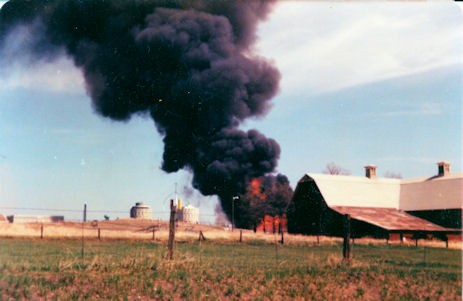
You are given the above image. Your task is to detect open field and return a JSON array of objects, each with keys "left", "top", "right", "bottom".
[
  {"left": 0, "top": 219, "right": 460, "bottom": 249},
  {"left": 0, "top": 222, "right": 461, "bottom": 300}
]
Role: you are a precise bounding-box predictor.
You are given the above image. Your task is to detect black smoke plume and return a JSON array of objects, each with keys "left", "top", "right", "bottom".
[
  {"left": 0, "top": 0, "right": 282, "bottom": 223},
  {"left": 235, "top": 173, "right": 293, "bottom": 229}
]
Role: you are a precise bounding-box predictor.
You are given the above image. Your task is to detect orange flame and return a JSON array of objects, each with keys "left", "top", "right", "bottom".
[{"left": 249, "top": 178, "right": 266, "bottom": 200}]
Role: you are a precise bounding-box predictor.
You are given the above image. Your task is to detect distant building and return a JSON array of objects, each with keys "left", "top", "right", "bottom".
[
  {"left": 130, "top": 202, "right": 152, "bottom": 220},
  {"left": 256, "top": 214, "right": 288, "bottom": 233},
  {"left": 7, "top": 215, "right": 64, "bottom": 223},
  {"left": 178, "top": 205, "right": 199, "bottom": 224},
  {"left": 176, "top": 200, "right": 199, "bottom": 224},
  {"left": 288, "top": 162, "right": 462, "bottom": 239}
]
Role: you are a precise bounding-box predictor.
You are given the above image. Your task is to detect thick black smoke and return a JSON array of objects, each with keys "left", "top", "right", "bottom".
[
  {"left": 0, "top": 0, "right": 281, "bottom": 221},
  {"left": 235, "top": 173, "right": 293, "bottom": 229}
]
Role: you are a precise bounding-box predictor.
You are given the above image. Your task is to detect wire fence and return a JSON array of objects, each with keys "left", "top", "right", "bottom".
[{"left": 0, "top": 206, "right": 218, "bottom": 224}]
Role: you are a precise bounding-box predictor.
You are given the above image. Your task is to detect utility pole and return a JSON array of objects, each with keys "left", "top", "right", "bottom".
[
  {"left": 343, "top": 214, "right": 351, "bottom": 262},
  {"left": 232, "top": 196, "right": 239, "bottom": 231},
  {"left": 81, "top": 203, "right": 87, "bottom": 259}
]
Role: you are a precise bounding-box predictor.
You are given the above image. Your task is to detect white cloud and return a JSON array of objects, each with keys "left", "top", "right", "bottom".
[
  {"left": 0, "top": 56, "right": 85, "bottom": 93},
  {"left": 0, "top": 16, "right": 85, "bottom": 94},
  {"left": 1, "top": 1, "right": 461, "bottom": 97},
  {"left": 257, "top": 2, "right": 463, "bottom": 96}
]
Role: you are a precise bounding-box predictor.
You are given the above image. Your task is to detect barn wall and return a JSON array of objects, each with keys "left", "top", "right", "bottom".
[
  {"left": 287, "top": 177, "right": 390, "bottom": 237},
  {"left": 322, "top": 208, "right": 389, "bottom": 238},
  {"left": 349, "top": 218, "right": 389, "bottom": 239},
  {"left": 287, "top": 178, "right": 327, "bottom": 234},
  {"left": 407, "top": 209, "right": 462, "bottom": 229}
]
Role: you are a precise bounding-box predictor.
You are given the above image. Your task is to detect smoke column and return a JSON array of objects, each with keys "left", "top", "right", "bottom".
[{"left": 0, "top": 0, "right": 281, "bottom": 221}]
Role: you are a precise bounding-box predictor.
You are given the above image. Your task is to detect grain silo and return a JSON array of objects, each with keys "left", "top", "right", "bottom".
[
  {"left": 180, "top": 205, "right": 199, "bottom": 224},
  {"left": 130, "top": 202, "right": 152, "bottom": 220}
]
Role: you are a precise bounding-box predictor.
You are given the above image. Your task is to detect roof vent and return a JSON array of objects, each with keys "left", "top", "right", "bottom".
[
  {"left": 364, "top": 165, "right": 377, "bottom": 179},
  {"left": 437, "top": 161, "right": 450, "bottom": 176}
]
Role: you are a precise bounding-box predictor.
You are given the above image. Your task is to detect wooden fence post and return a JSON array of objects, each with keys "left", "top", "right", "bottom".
[
  {"left": 343, "top": 214, "right": 351, "bottom": 262},
  {"left": 152, "top": 228, "right": 156, "bottom": 241},
  {"left": 98, "top": 228, "right": 101, "bottom": 241},
  {"left": 40, "top": 224, "right": 44, "bottom": 239},
  {"left": 199, "top": 230, "right": 206, "bottom": 241},
  {"left": 239, "top": 230, "right": 242, "bottom": 243},
  {"left": 167, "top": 199, "right": 176, "bottom": 260}
]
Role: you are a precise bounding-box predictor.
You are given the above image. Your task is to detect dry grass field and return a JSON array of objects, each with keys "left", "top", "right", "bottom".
[
  {"left": 0, "top": 219, "right": 460, "bottom": 248},
  {"left": 0, "top": 220, "right": 461, "bottom": 300}
]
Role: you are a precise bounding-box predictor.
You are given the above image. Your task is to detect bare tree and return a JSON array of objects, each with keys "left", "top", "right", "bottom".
[{"left": 323, "top": 162, "right": 351, "bottom": 175}]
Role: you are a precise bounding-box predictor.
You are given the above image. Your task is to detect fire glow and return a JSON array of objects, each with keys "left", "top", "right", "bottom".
[{"left": 249, "top": 178, "right": 266, "bottom": 201}]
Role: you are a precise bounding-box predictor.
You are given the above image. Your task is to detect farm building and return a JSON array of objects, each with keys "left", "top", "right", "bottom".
[
  {"left": 130, "top": 202, "right": 152, "bottom": 220},
  {"left": 256, "top": 214, "right": 288, "bottom": 233},
  {"left": 0, "top": 214, "right": 7, "bottom": 222},
  {"left": 176, "top": 200, "right": 200, "bottom": 224},
  {"left": 6, "top": 215, "right": 64, "bottom": 223},
  {"left": 288, "top": 162, "right": 462, "bottom": 240}
]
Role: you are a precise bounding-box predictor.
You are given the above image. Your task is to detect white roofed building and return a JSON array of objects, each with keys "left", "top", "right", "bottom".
[{"left": 288, "top": 162, "right": 462, "bottom": 238}]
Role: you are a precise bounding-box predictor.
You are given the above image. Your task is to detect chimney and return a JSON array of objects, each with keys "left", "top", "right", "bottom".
[
  {"left": 437, "top": 161, "right": 450, "bottom": 176},
  {"left": 364, "top": 165, "right": 377, "bottom": 179}
]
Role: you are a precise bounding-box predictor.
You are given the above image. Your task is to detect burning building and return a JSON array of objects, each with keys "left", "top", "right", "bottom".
[
  {"left": 256, "top": 214, "right": 288, "bottom": 233},
  {"left": 234, "top": 173, "right": 293, "bottom": 230}
]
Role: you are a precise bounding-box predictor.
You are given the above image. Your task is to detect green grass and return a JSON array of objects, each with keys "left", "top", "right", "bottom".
[{"left": 0, "top": 239, "right": 460, "bottom": 300}]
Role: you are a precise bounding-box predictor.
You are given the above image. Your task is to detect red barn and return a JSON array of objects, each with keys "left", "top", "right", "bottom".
[{"left": 288, "top": 162, "right": 461, "bottom": 240}]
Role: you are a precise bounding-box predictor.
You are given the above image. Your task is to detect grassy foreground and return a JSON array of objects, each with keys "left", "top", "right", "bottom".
[{"left": 0, "top": 238, "right": 460, "bottom": 300}]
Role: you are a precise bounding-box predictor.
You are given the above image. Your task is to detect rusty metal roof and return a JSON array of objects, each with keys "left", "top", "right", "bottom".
[{"left": 331, "top": 206, "right": 457, "bottom": 232}]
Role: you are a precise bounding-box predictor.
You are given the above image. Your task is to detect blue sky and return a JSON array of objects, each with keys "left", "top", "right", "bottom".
[{"left": 0, "top": 1, "right": 462, "bottom": 222}]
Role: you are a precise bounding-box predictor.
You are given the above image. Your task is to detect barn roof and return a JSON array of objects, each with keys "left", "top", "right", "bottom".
[
  {"left": 400, "top": 173, "right": 463, "bottom": 211},
  {"left": 331, "top": 206, "right": 455, "bottom": 232},
  {"left": 304, "top": 173, "right": 401, "bottom": 209},
  {"left": 302, "top": 172, "right": 463, "bottom": 211}
]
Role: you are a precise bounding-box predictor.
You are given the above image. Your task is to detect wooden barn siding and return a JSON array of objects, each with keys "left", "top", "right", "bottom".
[
  {"left": 407, "top": 209, "right": 462, "bottom": 229},
  {"left": 286, "top": 179, "right": 459, "bottom": 239},
  {"left": 287, "top": 179, "right": 324, "bottom": 234},
  {"left": 287, "top": 179, "right": 388, "bottom": 237}
]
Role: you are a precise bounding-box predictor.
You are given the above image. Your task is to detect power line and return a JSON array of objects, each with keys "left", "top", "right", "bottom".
[
  {"left": 0, "top": 207, "right": 83, "bottom": 213},
  {"left": 0, "top": 206, "right": 168, "bottom": 214}
]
